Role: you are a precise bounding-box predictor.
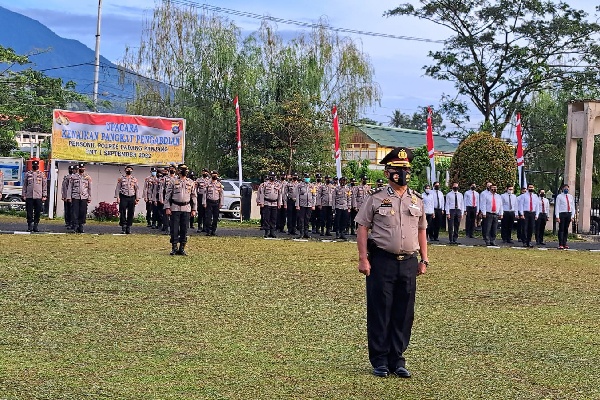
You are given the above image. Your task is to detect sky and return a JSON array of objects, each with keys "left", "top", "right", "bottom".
[{"left": 2, "top": 0, "right": 598, "bottom": 134}]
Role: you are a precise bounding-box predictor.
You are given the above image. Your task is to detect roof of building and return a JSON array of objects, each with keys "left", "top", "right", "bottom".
[{"left": 355, "top": 124, "right": 457, "bottom": 153}]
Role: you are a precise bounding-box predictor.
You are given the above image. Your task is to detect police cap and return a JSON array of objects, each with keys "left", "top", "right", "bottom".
[
  {"left": 315, "top": 173, "right": 322, "bottom": 178},
  {"left": 379, "top": 147, "right": 413, "bottom": 168},
  {"left": 150, "top": 167, "right": 157, "bottom": 172},
  {"left": 32, "top": 160, "right": 39, "bottom": 167},
  {"left": 269, "top": 171, "right": 276, "bottom": 177},
  {"left": 78, "top": 163, "right": 86, "bottom": 169}
]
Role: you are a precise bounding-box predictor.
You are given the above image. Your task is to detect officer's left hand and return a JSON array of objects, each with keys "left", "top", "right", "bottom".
[
  {"left": 135, "top": 200, "right": 139, "bottom": 205},
  {"left": 191, "top": 211, "right": 196, "bottom": 217},
  {"left": 417, "top": 262, "right": 427, "bottom": 275},
  {"left": 87, "top": 199, "right": 92, "bottom": 204},
  {"left": 42, "top": 197, "right": 47, "bottom": 201}
]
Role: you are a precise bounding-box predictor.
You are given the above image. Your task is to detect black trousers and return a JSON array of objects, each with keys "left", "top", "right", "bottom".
[
  {"left": 319, "top": 206, "right": 333, "bottom": 233},
  {"left": 197, "top": 194, "right": 205, "bottom": 231},
  {"left": 262, "top": 205, "right": 278, "bottom": 232},
  {"left": 286, "top": 199, "right": 298, "bottom": 233},
  {"left": 310, "top": 207, "right": 319, "bottom": 232},
  {"left": 558, "top": 212, "right": 572, "bottom": 246},
  {"left": 483, "top": 213, "right": 498, "bottom": 244},
  {"left": 522, "top": 211, "right": 536, "bottom": 245},
  {"left": 277, "top": 203, "right": 287, "bottom": 231},
  {"left": 162, "top": 205, "right": 170, "bottom": 231},
  {"left": 64, "top": 200, "right": 72, "bottom": 226},
  {"left": 350, "top": 209, "right": 359, "bottom": 233},
  {"left": 334, "top": 208, "right": 349, "bottom": 237},
  {"left": 425, "top": 213, "right": 433, "bottom": 240},
  {"left": 465, "top": 206, "right": 477, "bottom": 237},
  {"left": 431, "top": 209, "right": 443, "bottom": 240},
  {"left": 448, "top": 209, "right": 461, "bottom": 242},
  {"left": 145, "top": 201, "right": 153, "bottom": 224},
  {"left": 26, "top": 198, "right": 43, "bottom": 224},
  {"left": 516, "top": 218, "right": 524, "bottom": 241},
  {"left": 204, "top": 200, "right": 220, "bottom": 234},
  {"left": 71, "top": 199, "right": 88, "bottom": 226},
  {"left": 119, "top": 194, "right": 136, "bottom": 227},
  {"left": 170, "top": 211, "right": 190, "bottom": 244},
  {"left": 366, "top": 248, "right": 418, "bottom": 370},
  {"left": 153, "top": 202, "right": 163, "bottom": 228},
  {"left": 535, "top": 213, "right": 548, "bottom": 243},
  {"left": 501, "top": 211, "right": 515, "bottom": 241},
  {"left": 297, "top": 207, "right": 312, "bottom": 235}
]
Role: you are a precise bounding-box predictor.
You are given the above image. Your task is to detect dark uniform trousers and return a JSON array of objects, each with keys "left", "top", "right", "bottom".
[
  {"left": 516, "top": 218, "right": 524, "bottom": 241},
  {"left": 286, "top": 199, "right": 298, "bottom": 234},
  {"left": 522, "top": 211, "right": 536, "bottom": 245},
  {"left": 350, "top": 209, "right": 359, "bottom": 234},
  {"left": 501, "top": 211, "right": 515, "bottom": 241},
  {"left": 558, "top": 212, "right": 572, "bottom": 247},
  {"left": 431, "top": 208, "right": 443, "bottom": 240},
  {"left": 263, "top": 205, "right": 278, "bottom": 232},
  {"left": 276, "top": 204, "right": 286, "bottom": 232},
  {"left": 64, "top": 200, "right": 72, "bottom": 227},
  {"left": 465, "top": 206, "right": 477, "bottom": 237},
  {"left": 319, "top": 206, "right": 333, "bottom": 234},
  {"left": 297, "top": 207, "right": 312, "bottom": 236},
  {"left": 310, "top": 207, "right": 319, "bottom": 233},
  {"left": 145, "top": 201, "right": 153, "bottom": 225},
  {"left": 366, "top": 248, "right": 417, "bottom": 370},
  {"left": 170, "top": 211, "right": 190, "bottom": 244},
  {"left": 535, "top": 213, "right": 548, "bottom": 243},
  {"left": 204, "top": 199, "right": 220, "bottom": 234},
  {"left": 197, "top": 194, "right": 205, "bottom": 231},
  {"left": 448, "top": 209, "right": 461, "bottom": 242},
  {"left": 333, "top": 208, "right": 349, "bottom": 237},
  {"left": 152, "top": 202, "right": 162, "bottom": 228},
  {"left": 425, "top": 213, "right": 433, "bottom": 240},
  {"left": 71, "top": 200, "right": 88, "bottom": 227},
  {"left": 119, "top": 194, "right": 136, "bottom": 227},
  {"left": 26, "top": 198, "right": 43, "bottom": 224},
  {"left": 162, "top": 205, "right": 170, "bottom": 232},
  {"left": 483, "top": 212, "right": 498, "bottom": 244}
]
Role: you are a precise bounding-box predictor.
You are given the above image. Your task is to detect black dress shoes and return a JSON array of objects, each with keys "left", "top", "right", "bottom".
[
  {"left": 393, "top": 366, "right": 411, "bottom": 378},
  {"left": 372, "top": 366, "right": 389, "bottom": 378}
]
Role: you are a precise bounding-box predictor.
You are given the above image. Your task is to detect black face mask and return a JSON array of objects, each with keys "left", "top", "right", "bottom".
[
  {"left": 362, "top": 180, "right": 367, "bottom": 185},
  {"left": 269, "top": 177, "right": 274, "bottom": 181},
  {"left": 79, "top": 169, "right": 85, "bottom": 174},
  {"left": 350, "top": 182, "right": 355, "bottom": 186},
  {"left": 202, "top": 173, "right": 208, "bottom": 178},
  {"left": 316, "top": 178, "right": 322, "bottom": 183},
  {"left": 434, "top": 186, "right": 440, "bottom": 190},
  {"left": 169, "top": 170, "right": 175, "bottom": 175},
  {"left": 528, "top": 189, "right": 534, "bottom": 193},
  {"left": 452, "top": 187, "right": 458, "bottom": 191},
  {"left": 388, "top": 169, "right": 410, "bottom": 186},
  {"left": 292, "top": 177, "right": 298, "bottom": 181},
  {"left": 180, "top": 170, "right": 188, "bottom": 177},
  {"left": 471, "top": 186, "right": 476, "bottom": 190},
  {"left": 125, "top": 170, "right": 132, "bottom": 175},
  {"left": 491, "top": 188, "right": 497, "bottom": 193},
  {"left": 325, "top": 179, "right": 331, "bottom": 184},
  {"left": 212, "top": 175, "right": 218, "bottom": 180},
  {"left": 540, "top": 193, "right": 545, "bottom": 198},
  {"left": 32, "top": 165, "right": 39, "bottom": 171}
]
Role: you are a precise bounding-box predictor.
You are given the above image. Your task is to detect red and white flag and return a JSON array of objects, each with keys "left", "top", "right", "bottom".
[
  {"left": 332, "top": 105, "right": 342, "bottom": 179},
  {"left": 234, "top": 96, "right": 243, "bottom": 209},
  {"left": 515, "top": 113, "right": 527, "bottom": 188},
  {"left": 426, "top": 107, "right": 436, "bottom": 184}
]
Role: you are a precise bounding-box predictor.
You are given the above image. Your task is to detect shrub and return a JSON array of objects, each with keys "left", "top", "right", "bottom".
[
  {"left": 449, "top": 132, "right": 516, "bottom": 191},
  {"left": 92, "top": 202, "right": 120, "bottom": 221}
]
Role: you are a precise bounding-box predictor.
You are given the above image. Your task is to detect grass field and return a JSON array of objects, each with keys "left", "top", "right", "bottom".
[{"left": 1, "top": 234, "right": 599, "bottom": 399}]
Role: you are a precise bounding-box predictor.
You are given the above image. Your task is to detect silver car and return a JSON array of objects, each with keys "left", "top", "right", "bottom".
[{"left": 219, "top": 179, "right": 251, "bottom": 219}]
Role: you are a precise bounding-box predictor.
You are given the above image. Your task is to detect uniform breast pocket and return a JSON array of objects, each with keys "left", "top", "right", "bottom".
[
  {"left": 376, "top": 207, "right": 397, "bottom": 227},
  {"left": 406, "top": 206, "right": 422, "bottom": 230}
]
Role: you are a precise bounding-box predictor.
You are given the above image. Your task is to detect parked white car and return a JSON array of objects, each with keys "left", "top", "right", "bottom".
[
  {"left": 1, "top": 185, "right": 25, "bottom": 210},
  {"left": 220, "top": 179, "right": 251, "bottom": 219}
]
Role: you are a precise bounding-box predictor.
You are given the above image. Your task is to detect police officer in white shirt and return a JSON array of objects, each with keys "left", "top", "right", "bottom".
[
  {"left": 518, "top": 184, "right": 539, "bottom": 248},
  {"left": 430, "top": 181, "right": 445, "bottom": 241},
  {"left": 463, "top": 182, "right": 479, "bottom": 238},
  {"left": 535, "top": 189, "right": 550, "bottom": 245},
  {"left": 554, "top": 184, "right": 575, "bottom": 249},
  {"left": 445, "top": 182, "right": 464, "bottom": 244},
  {"left": 421, "top": 184, "right": 435, "bottom": 241},
  {"left": 500, "top": 185, "right": 518, "bottom": 243},
  {"left": 481, "top": 183, "right": 503, "bottom": 246}
]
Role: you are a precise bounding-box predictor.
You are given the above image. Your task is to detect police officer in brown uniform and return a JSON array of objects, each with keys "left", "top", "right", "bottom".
[
  {"left": 351, "top": 176, "right": 370, "bottom": 235},
  {"left": 311, "top": 173, "right": 323, "bottom": 233},
  {"left": 164, "top": 164, "right": 197, "bottom": 255},
  {"left": 22, "top": 160, "right": 47, "bottom": 232},
  {"left": 258, "top": 171, "right": 282, "bottom": 238},
  {"left": 203, "top": 170, "right": 224, "bottom": 236},
  {"left": 276, "top": 173, "right": 288, "bottom": 233},
  {"left": 317, "top": 175, "right": 335, "bottom": 236},
  {"left": 160, "top": 165, "right": 177, "bottom": 234},
  {"left": 143, "top": 167, "right": 159, "bottom": 228},
  {"left": 295, "top": 173, "right": 317, "bottom": 239},
  {"left": 115, "top": 165, "right": 140, "bottom": 234},
  {"left": 61, "top": 165, "right": 76, "bottom": 229},
  {"left": 284, "top": 172, "right": 300, "bottom": 235},
  {"left": 333, "top": 177, "right": 352, "bottom": 239},
  {"left": 355, "top": 147, "right": 429, "bottom": 379},
  {"left": 66, "top": 163, "right": 92, "bottom": 233}
]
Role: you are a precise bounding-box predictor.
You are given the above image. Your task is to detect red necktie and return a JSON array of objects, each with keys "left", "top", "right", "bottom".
[
  {"left": 491, "top": 195, "right": 496, "bottom": 212},
  {"left": 529, "top": 193, "right": 533, "bottom": 211},
  {"left": 472, "top": 191, "right": 475, "bottom": 206},
  {"left": 542, "top": 200, "right": 545, "bottom": 213},
  {"left": 567, "top": 196, "right": 570, "bottom": 212}
]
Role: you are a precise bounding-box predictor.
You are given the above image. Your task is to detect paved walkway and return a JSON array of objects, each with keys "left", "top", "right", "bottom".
[{"left": 1, "top": 218, "right": 600, "bottom": 252}]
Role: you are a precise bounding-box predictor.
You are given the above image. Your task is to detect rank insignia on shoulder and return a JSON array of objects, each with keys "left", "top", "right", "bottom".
[
  {"left": 367, "top": 187, "right": 385, "bottom": 196},
  {"left": 409, "top": 189, "right": 423, "bottom": 200}
]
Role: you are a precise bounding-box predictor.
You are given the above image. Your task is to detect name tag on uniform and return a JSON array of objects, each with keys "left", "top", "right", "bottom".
[{"left": 409, "top": 204, "right": 420, "bottom": 210}]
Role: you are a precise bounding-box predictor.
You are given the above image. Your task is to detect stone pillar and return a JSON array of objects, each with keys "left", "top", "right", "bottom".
[{"left": 565, "top": 101, "right": 600, "bottom": 234}]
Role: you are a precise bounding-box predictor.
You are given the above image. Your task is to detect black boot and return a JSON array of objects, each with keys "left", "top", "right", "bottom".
[
  {"left": 125, "top": 226, "right": 131, "bottom": 234},
  {"left": 268, "top": 229, "right": 276, "bottom": 238},
  {"left": 325, "top": 230, "right": 332, "bottom": 236},
  {"left": 121, "top": 226, "right": 126, "bottom": 234},
  {"left": 178, "top": 244, "right": 187, "bottom": 256},
  {"left": 33, "top": 223, "right": 39, "bottom": 232},
  {"left": 169, "top": 243, "right": 178, "bottom": 256},
  {"left": 27, "top": 223, "right": 32, "bottom": 232}
]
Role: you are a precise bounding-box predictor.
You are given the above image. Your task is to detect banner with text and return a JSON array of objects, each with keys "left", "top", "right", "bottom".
[{"left": 52, "top": 110, "right": 185, "bottom": 165}]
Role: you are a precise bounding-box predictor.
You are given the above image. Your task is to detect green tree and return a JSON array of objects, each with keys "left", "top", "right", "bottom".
[
  {"left": 388, "top": 107, "right": 445, "bottom": 133},
  {"left": 386, "top": 1, "right": 600, "bottom": 138},
  {"left": 449, "top": 132, "right": 516, "bottom": 191}
]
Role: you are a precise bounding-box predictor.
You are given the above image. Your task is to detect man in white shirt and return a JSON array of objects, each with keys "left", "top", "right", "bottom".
[
  {"left": 516, "top": 187, "right": 527, "bottom": 242},
  {"left": 445, "top": 182, "right": 464, "bottom": 244},
  {"left": 430, "top": 181, "right": 445, "bottom": 241},
  {"left": 421, "top": 184, "right": 435, "bottom": 241},
  {"left": 481, "top": 183, "right": 503, "bottom": 246},
  {"left": 555, "top": 184, "right": 575, "bottom": 249},
  {"left": 518, "top": 184, "right": 539, "bottom": 248},
  {"left": 536, "top": 189, "right": 550, "bottom": 245},
  {"left": 500, "top": 185, "right": 518, "bottom": 243},
  {"left": 463, "top": 182, "right": 479, "bottom": 238},
  {"left": 479, "top": 181, "right": 492, "bottom": 242}
]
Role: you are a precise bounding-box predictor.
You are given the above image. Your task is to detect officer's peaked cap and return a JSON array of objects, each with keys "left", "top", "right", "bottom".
[
  {"left": 210, "top": 170, "right": 218, "bottom": 175},
  {"left": 315, "top": 173, "right": 322, "bottom": 178},
  {"left": 379, "top": 147, "right": 413, "bottom": 168},
  {"left": 78, "top": 162, "right": 86, "bottom": 168},
  {"left": 150, "top": 167, "right": 157, "bottom": 172},
  {"left": 303, "top": 173, "right": 310, "bottom": 178},
  {"left": 268, "top": 171, "right": 276, "bottom": 176},
  {"left": 125, "top": 165, "right": 133, "bottom": 170},
  {"left": 31, "top": 160, "right": 39, "bottom": 166},
  {"left": 178, "top": 164, "right": 188, "bottom": 170}
]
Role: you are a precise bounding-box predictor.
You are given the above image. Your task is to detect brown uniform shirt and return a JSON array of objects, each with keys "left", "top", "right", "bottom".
[
  {"left": 196, "top": 177, "right": 209, "bottom": 196},
  {"left": 66, "top": 173, "right": 92, "bottom": 200},
  {"left": 22, "top": 170, "right": 48, "bottom": 199},
  {"left": 296, "top": 182, "right": 317, "bottom": 208},
  {"left": 164, "top": 176, "right": 197, "bottom": 212},
  {"left": 143, "top": 176, "right": 158, "bottom": 201},
  {"left": 355, "top": 186, "right": 427, "bottom": 254},
  {"left": 334, "top": 185, "right": 352, "bottom": 210},
  {"left": 115, "top": 175, "right": 140, "bottom": 199},
  {"left": 61, "top": 173, "right": 72, "bottom": 200},
  {"left": 352, "top": 184, "right": 370, "bottom": 210},
  {"left": 204, "top": 180, "right": 224, "bottom": 207},
  {"left": 317, "top": 183, "right": 335, "bottom": 207},
  {"left": 258, "top": 181, "right": 282, "bottom": 207}
]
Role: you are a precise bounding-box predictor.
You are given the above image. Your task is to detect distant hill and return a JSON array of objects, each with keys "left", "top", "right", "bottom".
[{"left": 0, "top": 5, "right": 131, "bottom": 112}]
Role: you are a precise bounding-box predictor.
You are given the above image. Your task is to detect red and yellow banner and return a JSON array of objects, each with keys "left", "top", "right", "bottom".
[{"left": 52, "top": 110, "right": 185, "bottom": 165}]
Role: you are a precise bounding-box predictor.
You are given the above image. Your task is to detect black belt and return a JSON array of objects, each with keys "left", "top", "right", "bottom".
[
  {"left": 207, "top": 199, "right": 219, "bottom": 203},
  {"left": 369, "top": 241, "right": 418, "bottom": 261},
  {"left": 266, "top": 198, "right": 278, "bottom": 201},
  {"left": 171, "top": 200, "right": 190, "bottom": 206},
  {"left": 119, "top": 194, "right": 135, "bottom": 198}
]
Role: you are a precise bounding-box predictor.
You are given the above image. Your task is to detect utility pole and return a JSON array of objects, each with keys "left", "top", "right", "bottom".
[{"left": 92, "top": 0, "right": 103, "bottom": 110}]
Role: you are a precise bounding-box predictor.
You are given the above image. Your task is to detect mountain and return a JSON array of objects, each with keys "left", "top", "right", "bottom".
[{"left": 0, "top": 5, "right": 131, "bottom": 112}]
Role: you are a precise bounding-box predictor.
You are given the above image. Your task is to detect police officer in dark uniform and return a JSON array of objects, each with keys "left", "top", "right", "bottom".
[
  {"left": 165, "top": 164, "right": 197, "bottom": 255},
  {"left": 61, "top": 165, "right": 76, "bottom": 229},
  {"left": 22, "top": 160, "right": 47, "bottom": 232},
  {"left": 115, "top": 165, "right": 140, "bottom": 234},
  {"left": 355, "top": 147, "right": 428, "bottom": 378}
]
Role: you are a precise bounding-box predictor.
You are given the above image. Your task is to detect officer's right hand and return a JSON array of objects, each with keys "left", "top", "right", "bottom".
[
  {"left": 358, "top": 258, "right": 371, "bottom": 276},
  {"left": 165, "top": 209, "right": 171, "bottom": 215}
]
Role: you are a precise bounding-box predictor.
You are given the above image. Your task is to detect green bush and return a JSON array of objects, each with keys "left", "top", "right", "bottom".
[{"left": 449, "top": 132, "right": 516, "bottom": 191}]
